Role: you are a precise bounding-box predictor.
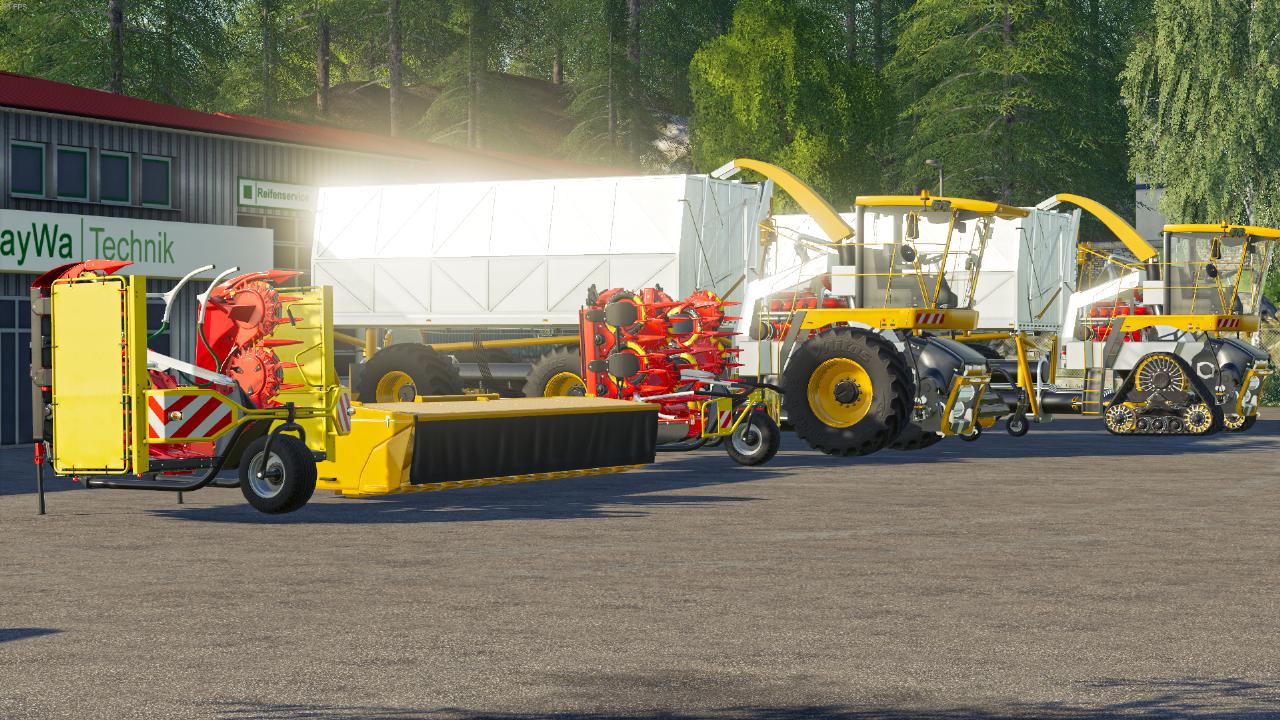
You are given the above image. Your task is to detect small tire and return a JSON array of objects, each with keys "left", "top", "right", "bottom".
[
  {"left": 725, "top": 413, "right": 782, "bottom": 466},
  {"left": 781, "top": 327, "right": 914, "bottom": 457},
  {"left": 239, "top": 434, "right": 317, "bottom": 514},
  {"left": 355, "top": 343, "right": 463, "bottom": 402},
  {"left": 960, "top": 424, "right": 983, "bottom": 442},
  {"left": 1006, "top": 414, "right": 1029, "bottom": 437},
  {"left": 522, "top": 347, "right": 585, "bottom": 397}
]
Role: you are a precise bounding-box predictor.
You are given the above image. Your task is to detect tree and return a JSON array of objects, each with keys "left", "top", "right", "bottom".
[
  {"left": 885, "top": 0, "right": 1133, "bottom": 211},
  {"left": 689, "top": 0, "right": 885, "bottom": 201},
  {"left": 1123, "top": 0, "right": 1280, "bottom": 227}
]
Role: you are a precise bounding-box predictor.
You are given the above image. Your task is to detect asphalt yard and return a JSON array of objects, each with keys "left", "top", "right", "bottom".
[{"left": 3, "top": 413, "right": 1279, "bottom": 719}]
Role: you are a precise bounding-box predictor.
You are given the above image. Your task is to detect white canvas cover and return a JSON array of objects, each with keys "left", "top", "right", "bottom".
[{"left": 312, "top": 175, "right": 763, "bottom": 326}]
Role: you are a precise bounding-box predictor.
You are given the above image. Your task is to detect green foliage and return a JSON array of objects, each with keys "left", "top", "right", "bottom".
[
  {"left": 885, "top": 0, "right": 1135, "bottom": 211},
  {"left": 0, "top": 0, "right": 231, "bottom": 110},
  {"left": 689, "top": 0, "right": 887, "bottom": 203},
  {"left": 1123, "top": 0, "right": 1280, "bottom": 227}
]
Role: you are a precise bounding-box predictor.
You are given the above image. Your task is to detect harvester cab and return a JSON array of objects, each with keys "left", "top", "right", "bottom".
[{"left": 723, "top": 158, "right": 1007, "bottom": 455}]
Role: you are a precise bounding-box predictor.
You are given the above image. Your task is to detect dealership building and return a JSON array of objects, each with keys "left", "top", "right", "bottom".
[{"left": 0, "top": 71, "right": 603, "bottom": 445}]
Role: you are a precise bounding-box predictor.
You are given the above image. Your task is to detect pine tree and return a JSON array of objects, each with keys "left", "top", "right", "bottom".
[{"left": 886, "top": 0, "right": 1131, "bottom": 209}]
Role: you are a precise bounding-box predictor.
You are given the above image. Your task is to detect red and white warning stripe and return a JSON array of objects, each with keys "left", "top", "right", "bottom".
[
  {"left": 1216, "top": 317, "right": 1241, "bottom": 330},
  {"left": 147, "top": 393, "right": 235, "bottom": 441},
  {"left": 335, "top": 390, "right": 353, "bottom": 434},
  {"left": 915, "top": 311, "right": 947, "bottom": 326}
]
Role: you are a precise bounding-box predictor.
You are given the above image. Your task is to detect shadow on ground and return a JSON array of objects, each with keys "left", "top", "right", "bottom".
[
  {"left": 0, "top": 628, "right": 59, "bottom": 644},
  {"left": 7, "top": 418, "right": 1277, "bottom": 523},
  {"left": 210, "top": 678, "right": 1280, "bottom": 719}
]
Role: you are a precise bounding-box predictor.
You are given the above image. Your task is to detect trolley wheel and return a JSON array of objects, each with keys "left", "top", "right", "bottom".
[
  {"left": 725, "top": 413, "right": 782, "bottom": 466},
  {"left": 781, "top": 327, "right": 913, "bottom": 457},
  {"left": 522, "top": 347, "right": 585, "bottom": 397},
  {"left": 355, "top": 343, "right": 464, "bottom": 402},
  {"left": 960, "top": 423, "right": 983, "bottom": 442},
  {"left": 239, "top": 434, "right": 317, "bottom": 514},
  {"left": 1006, "top": 414, "right": 1029, "bottom": 437}
]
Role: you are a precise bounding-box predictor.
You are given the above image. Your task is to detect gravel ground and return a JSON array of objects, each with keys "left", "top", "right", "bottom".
[{"left": 2, "top": 413, "right": 1279, "bottom": 719}]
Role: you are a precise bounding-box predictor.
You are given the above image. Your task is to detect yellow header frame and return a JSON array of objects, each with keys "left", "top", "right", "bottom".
[
  {"left": 794, "top": 307, "right": 979, "bottom": 332},
  {"left": 1164, "top": 223, "right": 1280, "bottom": 240},
  {"left": 1114, "top": 313, "right": 1260, "bottom": 333},
  {"left": 855, "top": 192, "right": 1029, "bottom": 220}
]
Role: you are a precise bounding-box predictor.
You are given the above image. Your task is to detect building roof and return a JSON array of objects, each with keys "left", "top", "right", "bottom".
[{"left": 0, "top": 71, "right": 617, "bottom": 179}]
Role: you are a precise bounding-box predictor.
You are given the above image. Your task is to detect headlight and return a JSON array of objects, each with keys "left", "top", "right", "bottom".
[{"left": 1248, "top": 376, "right": 1262, "bottom": 391}]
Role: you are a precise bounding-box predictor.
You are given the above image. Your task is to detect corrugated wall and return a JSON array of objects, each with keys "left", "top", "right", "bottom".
[{"left": 0, "top": 108, "right": 438, "bottom": 224}]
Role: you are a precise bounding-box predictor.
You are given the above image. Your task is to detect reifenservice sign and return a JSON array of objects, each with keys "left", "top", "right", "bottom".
[
  {"left": 237, "top": 177, "right": 317, "bottom": 211},
  {"left": 0, "top": 209, "right": 273, "bottom": 279}
]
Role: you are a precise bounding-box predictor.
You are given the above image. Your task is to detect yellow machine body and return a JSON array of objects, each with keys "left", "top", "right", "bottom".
[
  {"left": 48, "top": 273, "right": 346, "bottom": 478},
  {"left": 271, "top": 285, "right": 349, "bottom": 456},
  {"left": 317, "top": 395, "right": 655, "bottom": 498},
  {"left": 49, "top": 275, "right": 149, "bottom": 475}
]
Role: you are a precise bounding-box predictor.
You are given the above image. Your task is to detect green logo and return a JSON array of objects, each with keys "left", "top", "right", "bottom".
[{"left": 242, "top": 183, "right": 253, "bottom": 201}]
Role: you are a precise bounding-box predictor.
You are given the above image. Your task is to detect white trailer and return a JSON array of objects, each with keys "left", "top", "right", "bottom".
[
  {"left": 311, "top": 173, "right": 767, "bottom": 401},
  {"left": 313, "top": 174, "right": 765, "bottom": 327}
]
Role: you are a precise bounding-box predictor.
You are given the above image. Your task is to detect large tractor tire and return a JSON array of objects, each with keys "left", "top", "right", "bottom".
[
  {"left": 888, "top": 423, "right": 943, "bottom": 451},
  {"left": 522, "top": 347, "right": 585, "bottom": 397},
  {"left": 355, "top": 343, "right": 464, "bottom": 402},
  {"left": 782, "top": 327, "right": 914, "bottom": 456}
]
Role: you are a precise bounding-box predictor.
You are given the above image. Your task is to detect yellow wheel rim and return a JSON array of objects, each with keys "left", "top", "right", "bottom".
[
  {"left": 544, "top": 371, "right": 585, "bottom": 397},
  {"left": 1135, "top": 355, "right": 1186, "bottom": 393},
  {"left": 375, "top": 370, "right": 414, "bottom": 403},
  {"left": 806, "top": 357, "right": 873, "bottom": 428},
  {"left": 1184, "top": 403, "right": 1213, "bottom": 434},
  {"left": 1224, "top": 413, "right": 1247, "bottom": 430}
]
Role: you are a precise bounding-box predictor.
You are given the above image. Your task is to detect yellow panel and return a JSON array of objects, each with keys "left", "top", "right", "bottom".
[
  {"left": 50, "top": 277, "right": 141, "bottom": 474},
  {"left": 316, "top": 405, "right": 415, "bottom": 496},
  {"left": 731, "top": 158, "right": 854, "bottom": 243},
  {"left": 1055, "top": 193, "right": 1158, "bottom": 262},
  {"left": 273, "top": 285, "right": 340, "bottom": 455}
]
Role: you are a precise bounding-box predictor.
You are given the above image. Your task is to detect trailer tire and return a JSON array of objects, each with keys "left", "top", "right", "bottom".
[
  {"left": 522, "top": 347, "right": 585, "bottom": 397},
  {"left": 725, "top": 413, "right": 781, "bottom": 466},
  {"left": 356, "top": 343, "right": 464, "bottom": 402},
  {"left": 239, "top": 434, "right": 317, "bottom": 514},
  {"left": 782, "top": 327, "right": 914, "bottom": 456}
]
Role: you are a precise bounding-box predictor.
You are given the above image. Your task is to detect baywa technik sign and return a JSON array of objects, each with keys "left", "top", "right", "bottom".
[{"left": 0, "top": 209, "right": 273, "bottom": 278}]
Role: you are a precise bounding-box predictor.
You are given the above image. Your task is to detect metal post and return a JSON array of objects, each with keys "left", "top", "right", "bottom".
[{"left": 34, "top": 441, "right": 46, "bottom": 515}]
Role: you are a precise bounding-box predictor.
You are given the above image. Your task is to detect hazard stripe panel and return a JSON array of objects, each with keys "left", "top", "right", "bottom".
[
  {"left": 915, "top": 311, "right": 947, "bottom": 326},
  {"left": 147, "top": 392, "right": 236, "bottom": 441},
  {"left": 335, "top": 391, "right": 353, "bottom": 434}
]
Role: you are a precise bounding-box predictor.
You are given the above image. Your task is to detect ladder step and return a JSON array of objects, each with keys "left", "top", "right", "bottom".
[{"left": 1082, "top": 368, "right": 1105, "bottom": 414}]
